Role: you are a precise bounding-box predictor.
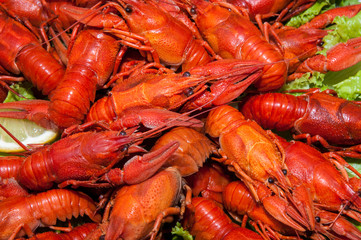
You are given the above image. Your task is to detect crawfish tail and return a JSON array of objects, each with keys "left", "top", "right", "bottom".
[
  {"left": 28, "top": 189, "right": 101, "bottom": 225},
  {"left": 16, "top": 44, "right": 65, "bottom": 95},
  {"left": 49, "top": 30, "right": 120, "bottom": 128},
  {"left": 222, "top": 181, "right": 255, "bottom": 217},
  {"left": 18, "top": 146, "right": 56, "bottom": 191},
  {"left": 240, "top": 93, "right": 308, "bottom": 131},
  {"left": 188, "top": 197, "right": 262, "bottom": 240},
  {"left": 48, "top": 63, "right": 99, "bottom": 128},
  {"left": 26, "top": 222, "right": 98, "bottom": 240},
  {"left": 85, "top": 95, "right": 116, "bottom": 123},
  {"left": 0, "top": 156, "right": 24, "bottom": 179},
  {"left": 241, "top": 35, "right": 287, "bottom": 92}
]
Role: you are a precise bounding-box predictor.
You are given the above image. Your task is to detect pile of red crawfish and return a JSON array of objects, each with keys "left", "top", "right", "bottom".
[{"left": 0, "top": 0, "right": 361, "bottom": 239}]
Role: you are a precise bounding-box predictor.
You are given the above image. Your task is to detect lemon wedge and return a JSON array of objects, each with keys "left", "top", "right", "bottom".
[{"left": 0, "top": 117, "right": 59, "bottom": 153}]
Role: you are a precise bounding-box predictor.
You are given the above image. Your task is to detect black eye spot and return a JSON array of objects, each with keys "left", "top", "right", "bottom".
[
  {"left": 184, "top": 88, "right": 194, "bottom": 97},
  {"left": 282, "top": 169, "right": 287, "bottom": 175},
  {"left": 183, "top": 71, "right": 191, "bottom": 77},
  {"left": 315, "top": 216, "right": 320, "bottom": 223},
  {"left": 190, "top": 7, "right": 196, "bottom": 14},
  {"left": 121, "top": 145, "right": 129, "bottom": 152},
  {"left": 120, "top": 130, "right": 127, "bottom": 136},
  {"left": 100, "top": 235, "right": 105, "bottom": 240},
  {"left": 268, "top": 177, "right": 275, "bottom": 184},
  {"left": 125, "top": 5, "right": 132, "bottom": 13}
]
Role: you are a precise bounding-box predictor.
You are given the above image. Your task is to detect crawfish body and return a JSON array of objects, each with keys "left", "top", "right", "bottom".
[
  {"left": 86, "top": 70, "right": 208, "bottom": 125},
  {"left": 184, "top": 197, "right": 263, "bottom": 240},
  {"left": 205, "top": 105, "right": 290, "bottom": 195},
  {"left": 278, "top": 137, "right": 361, "bottom": 216},
  {"left": 0, "top": 188, "right": 101, "bottom": 240},
  {"left": 17, "top": 131, "right": 136, "bottom": 191},
  {"left": 0, "top": 10, "right": 64, "bottom": 95},
  {"left": 184, "top": 0, "right": 287, "bottom": 91},
  {"left": 240, "top": 91, "right": 361, "bottom": 146},
  {"left": 94, "top": 167, "right": 183, "bottom": 240},
  {"left": 48, "top": 29, "right": 121, "bottom": 128}
]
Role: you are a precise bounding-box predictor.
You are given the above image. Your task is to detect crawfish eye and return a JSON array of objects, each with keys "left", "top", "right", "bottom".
[
  {"left": 121, "top": 145, "right": 129, "bottom": 152},
  {"left": 282, "top": 169, "right": 287, "bottom": 175},
  {"left": 120, "top": 130, "right": 127, "bottom": 136},
  {"left": 99, "top": 235, "right": 105, "bottom": 240},
  {"left": 184, "top": 88, "right": 194, "bottom": 97},
  {"left": 190, "top": 7, "right": 196, "bottom": 14},
  {"left": 268, "top": 177, "right": 275, "bottom": 184},
  {"left": 183, "top": 71, "right": 191, "bottom": 77},
  {"left": 125, "top": 5, "right": 133, "bottom": 13},
  {"left": 315, "top": 216, "right": 321, "bottom": 223}
]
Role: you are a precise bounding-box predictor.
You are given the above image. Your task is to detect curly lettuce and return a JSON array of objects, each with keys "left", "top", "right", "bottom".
[
  {"left": 319, "top": 10, "right": 361, "bottom": 54},
  {"left": 171, "top": 222, "right": 193, "bottom": 240},
  {"left": 282, "top": 68, "right": 361, "bottom": 101},
  {"left": 4, "top": 82, "right": 36, "bottom": 103}
]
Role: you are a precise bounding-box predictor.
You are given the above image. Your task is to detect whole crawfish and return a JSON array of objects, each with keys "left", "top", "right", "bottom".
[
  {"left": 86, "top": 59, "right": 262, "bottom": 129},
  {"left": 16, "top": 129, "right": 179, "bottom": 191},
  {"left": 86, "top": 167, "right": 186, "bottom": 240},
  {"left": 0, "top": 188, "right": 101, "bottom": 240},
  {"left": 183, "top": 197, "right": 263, "bottom": 240},
  {"left": 180, "top": 0, "right": 288, "bottom": 91},
  {"left": 205, "top": 104, "right": 291, "bottom": 202},
  {"left": 240, "top": 89, "right": 361, "bottom": 148},
  {"left": 276, "top": 135, "right": 361, "bottom": 222}
]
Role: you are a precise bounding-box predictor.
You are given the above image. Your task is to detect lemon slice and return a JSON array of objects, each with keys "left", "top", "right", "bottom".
[{"left": 0, "top": 117, "right": 59, "bottom": 153}]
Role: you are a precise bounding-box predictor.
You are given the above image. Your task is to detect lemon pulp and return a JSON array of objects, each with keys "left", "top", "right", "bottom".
[{"left": 0, "top": 117, "right": 59, "bottom": 153}]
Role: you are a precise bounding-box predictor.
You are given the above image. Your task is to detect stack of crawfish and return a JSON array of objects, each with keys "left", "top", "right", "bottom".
[{"left": 1, "top": 0, "right": 361, "bottom": 239}]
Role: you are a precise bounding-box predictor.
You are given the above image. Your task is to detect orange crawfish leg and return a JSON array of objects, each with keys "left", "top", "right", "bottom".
[
  {"left": 104, "top": 27, "right": 160, "bottom": 63},
  {"left": 212, "top": 149, "right": 259, "bottom": 202}
]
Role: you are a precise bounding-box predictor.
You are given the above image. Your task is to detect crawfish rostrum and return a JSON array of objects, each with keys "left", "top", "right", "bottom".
[{"left": 0, "top": 0, "right": 360, "bottom": 239}]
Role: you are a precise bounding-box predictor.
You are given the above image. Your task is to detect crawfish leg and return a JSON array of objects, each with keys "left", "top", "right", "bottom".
[
  {"left": 8, "top": 223, "right": 34, "bottom": 240},
  {"left": 148, "top": 207, "right": 182, "bottom": 240}
]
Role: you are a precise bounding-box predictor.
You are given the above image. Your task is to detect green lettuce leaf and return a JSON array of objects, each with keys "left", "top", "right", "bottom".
[
  {"left": 171, "top": 222, "right": 193, "bottom": 240},
  {"left": 281, "top": 72, "right": 331, "bottom": 94},
  {"left": 333, "top": 70, "right": 361, "bottom": 100},
  {"left": 281, "top": 69, "right": 361, "bottom": 101},
  {"left": 319, "top": 10, "right": 361, "bottom": 55},
  {"left": 4, "top": 82, "right": 36, "bottom": 103}
]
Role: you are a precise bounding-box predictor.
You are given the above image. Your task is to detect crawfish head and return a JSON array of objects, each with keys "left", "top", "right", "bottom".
[{"left": 142, "top": 72, "right": 208, "bottom": 109}]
